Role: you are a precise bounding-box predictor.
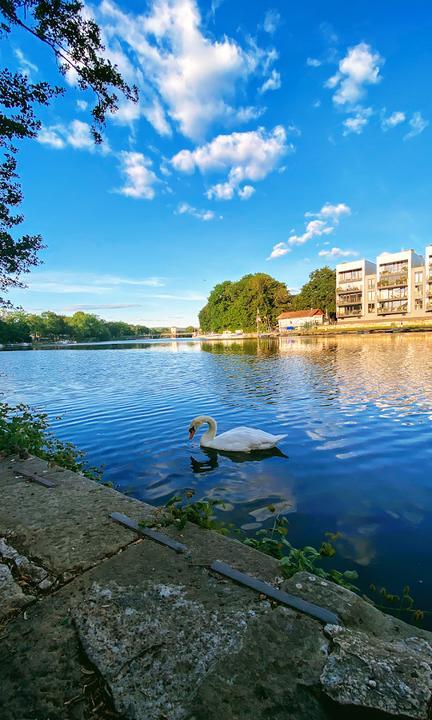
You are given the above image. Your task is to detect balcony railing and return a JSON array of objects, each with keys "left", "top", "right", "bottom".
[
  {"left": 337, "top": 309, "right": 362, "bottom": 317},
  {"left": 338, "top": 275, "right": 363, "bottom": 284},
  {"left": 377, "top": 273, "right": 408, "bottom": 289},
  {"left": 379, "top": 265, "right": 409, "bottom": 276},
  {"left": 337, "top": 296, "right": 362, "bottom": 306},
  {"left": 336, "top": 285, "right": 362, "bottom": 293},
  {"left": 377, "top": 293, "right": 408, "bottom": 301},
  {"left": 377, "top": 304, "right": 408, "bottom": 315}
]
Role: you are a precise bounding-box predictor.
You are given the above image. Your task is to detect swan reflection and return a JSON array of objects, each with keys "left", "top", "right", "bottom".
[{"left": 190, "top": 445, "right": 288, "bottom": 473}]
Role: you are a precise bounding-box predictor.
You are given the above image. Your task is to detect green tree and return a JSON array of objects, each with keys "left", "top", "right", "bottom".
[
  {"left": 133, "top": 324, "right": 151, "bottom": 336},
  {"left": 64, "top": 312, "right": 110, "bottom": 341},
  {"left": 0, "top": 0, "right": 137, "bottom": 306},
  {"left": 39, "top": 310, "right": 67, "bottom": 339},
  {"left": 105, "top": 321, "right": 133, "bottom": 339},
  {"left": 0, "top": 309, "right": 31, "bottom": 342},
  {"left": 199, "top": 274, "right": 292, "bottom": 332},
  {"left": 25, "top": 312, "right": 47, "bottom": 338},
  {"left": 293, "top": 266, "right": 336, "bottom": 318}
]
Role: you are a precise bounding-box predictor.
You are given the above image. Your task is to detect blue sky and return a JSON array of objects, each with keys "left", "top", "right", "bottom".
[{"left": 3, "top": 0, "right": 432, "bottom": 326}]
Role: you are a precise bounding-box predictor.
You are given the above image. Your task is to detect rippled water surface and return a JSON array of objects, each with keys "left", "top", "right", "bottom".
[{"left": 1, "top": 335, "right": 432, "bottom": 619}]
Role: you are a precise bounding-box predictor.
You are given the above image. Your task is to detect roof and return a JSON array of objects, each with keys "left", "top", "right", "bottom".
[{"left": 277, "top": 309, "right": 324, "bottom": 320}]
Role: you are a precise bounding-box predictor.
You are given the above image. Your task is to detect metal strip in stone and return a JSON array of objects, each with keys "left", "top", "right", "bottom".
[
  {"left": 110, "top": 512, "right": 188, "bottom": 554},
  {"left": 210, "top": 560, "right": 340, "bottom": 625},
  {"left": 15, "top": 470, "right": 56, "bottom": 488}
]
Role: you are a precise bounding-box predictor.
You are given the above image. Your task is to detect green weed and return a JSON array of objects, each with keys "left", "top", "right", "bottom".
[{"left": 0, "top": 402, "right": 101, "bottom": 481}]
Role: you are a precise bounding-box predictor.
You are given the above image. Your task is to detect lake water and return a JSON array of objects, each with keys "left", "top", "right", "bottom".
[{"left": 1, "top": 335, "right": 432, "bottom": 622}]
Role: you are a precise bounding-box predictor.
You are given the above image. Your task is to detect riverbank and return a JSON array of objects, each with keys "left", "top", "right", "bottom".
[
  {"left": 296, "top": 320, "right": 432, "bottom": 337},
  {"left": 1, "top": 454, "right": 431, "bottom": 720}
]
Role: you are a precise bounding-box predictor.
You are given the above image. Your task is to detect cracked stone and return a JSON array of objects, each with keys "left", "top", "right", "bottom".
[
  {"left": 0, "top": 538, "right": 49, "bottom": 586},
  {"left": 321, "top": 623, "right": 432, "bottom": 719},
  {"left": 0, "top": 563, "right": 35, "bottom": 621}
]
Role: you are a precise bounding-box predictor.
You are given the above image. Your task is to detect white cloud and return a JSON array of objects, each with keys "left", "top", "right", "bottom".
[
  {"left": 116, "top": 151, "right": 159, "bottom": 199},
  {"left": 152, "top": 292, "right": 207, "bottom": 301},
  {"left": 14, "top": 48, "right": 38, "bottom": 79},
  {"left": 259, "top": 69, "right": 281, "bottom": 94},
  {"left": 37, "top": 120, "right": 110, "bottom": 153},
  {"left": 62, "top": 303, "right": 142, "bottom": 311},
  {"left": 206, "top": 182, "right": 235, "bottom": 200},
  {"left": 318, "top": 247, "right": 358, "bottom": 258},
  {"left": 326, "top": 43, "right": 383, "bottom": 106},
  {"left": 381, "top": 110, "right": 406, "bottom": 131},
  {"left": 404, "top": 112, "right": 429, "bottom": 141},
  {"left": 306, "top": 57, "right": 322, "bottom": 68},
  {"left": 96, "top": 0, "right": 278, "bottom": 141},
  {"left": 177, "top": 202, "right": 221, "bottom": 221},
  {"left": 288, "top": 219, "right": 334, "bottom": 246},
  {"left": 26, "top": 271, "right": 166, "bottom": 294},
  {"left": 37, "top": 126, "right": 66, "bottom": 149},
  {"left": 267, "top": 242, "right": 290, "bottom": 259},
  {"left": 76, "top": 99, "right": 88, "bottom": 111},
  {"left": 172, "top": 125, "right": 290, "bottom": 200},
  {"left": 306, "top": 202, "right": 351, "bottom": 221},
  {"left": 267, "top": 202, "right": 351, "bottom": 259},
  {"left": 238, "top": 185, "right": 255, "bottom": 200},
  {"left": 67, "top": 119, "right": 95, "bottom": 150},
  {"left": 342, "top": 106, "right": 373, "bottom": 135},
  {"left": 263, "top": 9, "right": 281, "bottom": 34}
]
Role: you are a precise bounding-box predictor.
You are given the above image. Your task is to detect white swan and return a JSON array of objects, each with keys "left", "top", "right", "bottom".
[{"left": 188, "top": 415, "right": 286, "bottom": 453}]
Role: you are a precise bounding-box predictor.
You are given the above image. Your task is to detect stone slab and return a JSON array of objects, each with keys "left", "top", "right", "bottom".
[
  {"left": 0, "top": 583, "right": 86, "bottom": 720},
  {"left": 283, "top": 572, "right": 432, "bottom": 642},
  {"left": 321, "top": 624, "right": 432, "bottom": 719},
  {"left": 0, "top": 456, "right": 155, "bottom": 578},
  {"left": 1, "top": 456, "right": 432, "bottom": 720}
]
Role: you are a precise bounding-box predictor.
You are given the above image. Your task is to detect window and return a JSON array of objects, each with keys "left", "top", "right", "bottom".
[
  {"left": 415, "top": 271, "right": 423, "bottom": 284},
  {"left": 368, "top": 303, "right": 375, "bottom": 313},
  {"left": 367, "top": 291, "right": 375, "bottom": 301},
  {"left": 368, "top": 278, "right": 375, "bottom": 289},
  {"left": 415, "top": 299, "right": 423, "bottom": 310}
]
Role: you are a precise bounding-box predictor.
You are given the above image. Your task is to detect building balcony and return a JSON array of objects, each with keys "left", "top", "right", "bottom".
[
  {"left": 337, "top": 276, "right": 363, "bottom": 285},
  {"left": 377, "top": 274, "right": 408, "bottom": 289},
  {"left": 377, "top": 294, "right": 408, "bottom": 302},
  {"left": 377, "top": 304, "right": 408, "bottom": 315},
  {"left": 337, "top": 309, "right": 362, "bottom": 317},
  {"left": 379, "top": 265, "right": 409, "bottom": 276},
  {"left": 337, "top": 297, "right": 362, "bottom": 306},
  {"left": 336, "top": 285, "right": 362, "bottom": 293}
]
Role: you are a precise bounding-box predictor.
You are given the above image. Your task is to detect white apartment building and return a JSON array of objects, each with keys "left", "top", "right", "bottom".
[{"left": 336, "top": 247, "right": 432, "bottom": 323}]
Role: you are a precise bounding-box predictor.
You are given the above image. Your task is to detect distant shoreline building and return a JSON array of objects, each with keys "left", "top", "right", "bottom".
[
  {"left": 336, "top": 246, "right": 432, "bottom": 324},
  {"left": 277, "top": 309, "right": 324, "bottom": 331}
]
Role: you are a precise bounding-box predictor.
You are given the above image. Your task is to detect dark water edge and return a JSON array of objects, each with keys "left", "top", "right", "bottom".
[{"left": 1, "top": 335, "right": 432, "bottom": 625}]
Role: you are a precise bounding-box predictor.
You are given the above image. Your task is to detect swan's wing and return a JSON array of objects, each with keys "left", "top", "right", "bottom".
[{"left": 212, "top": 427, "right": 286, "bottom": 451}]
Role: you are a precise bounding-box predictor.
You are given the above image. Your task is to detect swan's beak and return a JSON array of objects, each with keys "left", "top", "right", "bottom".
[{"left": 189, "top": 427, "right": 196, "bottom": 440}]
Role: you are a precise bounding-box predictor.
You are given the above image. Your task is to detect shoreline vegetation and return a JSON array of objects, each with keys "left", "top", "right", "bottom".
[
  {"left": 0, "top": 401, "right": 428, "bottom": 627},
  {"left": 0, "top": 310, "right": 183, "bottom": 345},
  {"left": 4, "top": 265, "right": 432, "bottom": 347}
]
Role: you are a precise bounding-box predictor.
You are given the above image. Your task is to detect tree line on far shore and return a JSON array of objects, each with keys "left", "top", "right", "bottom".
[
  {"left": 0, "top": 311, "right": 164, "bottom": 344},
  {"left": 0, "top": 266, "right": 336, "bottom": 343},
  {"left": 198, "top": 267, "right": 336, "bottom": 333}
]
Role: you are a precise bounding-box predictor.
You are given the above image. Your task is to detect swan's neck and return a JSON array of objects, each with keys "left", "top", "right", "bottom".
[{"left": 200, "top": 416, "right": 217, "bottom": 441}]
